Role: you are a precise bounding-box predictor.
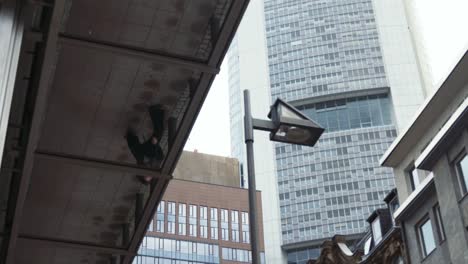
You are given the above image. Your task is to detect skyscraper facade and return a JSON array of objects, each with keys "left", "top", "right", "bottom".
[
  {"left": 228, "top": 0, "right": 426, "bottom": 263},
  {"left": 265, "top": 0, "right": 396, "bottom": 246}
]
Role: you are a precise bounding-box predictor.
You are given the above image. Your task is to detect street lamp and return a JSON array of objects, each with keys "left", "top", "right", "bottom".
[{"left": 243, "top": 89, "right": 324, "bottom": 264}]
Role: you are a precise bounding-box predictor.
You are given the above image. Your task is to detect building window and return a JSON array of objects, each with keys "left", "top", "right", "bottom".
[
  {"left": 455, "top": 153, "right": 468, "bottom": 196},
  {"left": 189, "top": 205, "right": 198, "bottom": 237},
  {"left": 222, "top": 247, "right": 255, "bottom": 263},
  {"left": 178, "top": 203, "right": 186, "bottom": 235},
  {"left": 364, "top": 237, "right": 372, "bottom": 255},
  {"left": 148, "top": 220, "right": 153, "bottom": 232},
  {"left": 433, "top": 204, "right": 446, "bottom": 242},
  {"left": 231, "top": 210, "right": 239, "bottom": 242},
  {"left": 417, "top": 217, "right": 436, "bottom": 257},
  {"left": 167, "top": 202, "right": 176, "bottom": 234},
  {"left": 297, "top": 94, "right": 393, "bottom": 132},
  {"left": 409, "top": 167, "right": 420, "bottom": 191},
  {"left": 210, "top": 208, "right": 218, "bottom": 240},
  {"left": 221, "top": 227, "right": 229, "bottom": 241},
  {"left": 371, "top": 216, "right": 382, "bottom": 244},
  {"left": 221, "top": 209, "right": 229, "bottom": 241},
  {"left": 241, "top": 212, "right": 250, "bottom": 243},
  {"left": 389, "top": 197, "right": 399, "bottom": 225},
  {"left": 200, "top": 206, "right": 208, "bottom": 238},
  {"left": 156, "top": 201, "right": 165, "bottom": 233}
]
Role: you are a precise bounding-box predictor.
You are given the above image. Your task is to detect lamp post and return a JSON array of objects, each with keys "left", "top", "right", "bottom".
[{"left": 243, "top": 89, "right": 324, "bottom": 264}]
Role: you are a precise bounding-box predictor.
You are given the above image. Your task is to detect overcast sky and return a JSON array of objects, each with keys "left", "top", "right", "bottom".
[{"left": 184, "top": 0, "right": 468, "bottom": 158}]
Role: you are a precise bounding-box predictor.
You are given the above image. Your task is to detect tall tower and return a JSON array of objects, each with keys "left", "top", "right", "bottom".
[
  {"left": 227, "top": 0, "right": 287, "bottom": 263},
  {"left": 229, "top": 0, "right": 426, "bottom": 262}
]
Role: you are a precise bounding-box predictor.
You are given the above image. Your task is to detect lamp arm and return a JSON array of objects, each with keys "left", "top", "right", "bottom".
[{"left": 252, "top": 118, "right": 276, "bottom": 132}]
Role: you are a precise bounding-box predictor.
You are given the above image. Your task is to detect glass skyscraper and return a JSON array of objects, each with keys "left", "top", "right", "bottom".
[{"left": 228, "top": 0, "right": 426, "bottom": 263}]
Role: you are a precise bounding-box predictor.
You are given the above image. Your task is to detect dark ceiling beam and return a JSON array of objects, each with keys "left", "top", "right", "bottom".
[
  {"left": 59, "top": 33, "right": 220, "bottom": 74},
  {"left": 18, "top": 234, "right": 134, "bottom": 256},
  {"left": 3, "top": 1, "right": 67, "bottom": 263},
  {"left": 35, "top": 150, "right": 171, "bottom": 180},
  {"left": 121, "top": 1, "right": 250, "bottom": 263}
]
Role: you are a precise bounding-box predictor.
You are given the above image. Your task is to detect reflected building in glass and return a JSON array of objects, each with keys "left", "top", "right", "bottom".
[
  {"left": 228, "top": 0, "right": 427, "bottom": 262},
  {"left": 134, "top": 151, "right": 265, "bottom": 264}
]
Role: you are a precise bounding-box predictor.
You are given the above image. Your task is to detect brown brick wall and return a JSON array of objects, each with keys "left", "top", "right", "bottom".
[{"left": 147, "top": 179, "right": 264, "bottom": 251}]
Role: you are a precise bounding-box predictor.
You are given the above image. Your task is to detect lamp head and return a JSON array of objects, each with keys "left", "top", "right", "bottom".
[{"left": 268, "top": 99, "right": 324, "bottom": 147}]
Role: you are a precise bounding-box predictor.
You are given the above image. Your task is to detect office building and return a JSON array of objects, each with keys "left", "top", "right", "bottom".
[
  {"left": 228, "top": 0, "right": 426, "bottom": 262},
  {"left": 134, "top": 151, "right": 265, "bottom": 264},
  {"left": 381, "top": 50, "right": 468, "bottom": 264}
]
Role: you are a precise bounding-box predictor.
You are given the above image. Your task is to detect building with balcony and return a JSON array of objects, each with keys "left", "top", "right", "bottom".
[{"left": 380, "top": 49, "right": 468, "bottom": 264}]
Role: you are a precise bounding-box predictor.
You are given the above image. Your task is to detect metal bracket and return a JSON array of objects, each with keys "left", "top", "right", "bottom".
[{"left": 252, "top": 118, "right": 275, "bottom": 132}]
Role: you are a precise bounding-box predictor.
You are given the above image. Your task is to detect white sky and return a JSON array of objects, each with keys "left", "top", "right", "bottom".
[
  {"left": 183, "top": 66, "right": 231, "bottom": 156},
  {"left": 184, "top": 0, "right": 468, "bottom": 157}
]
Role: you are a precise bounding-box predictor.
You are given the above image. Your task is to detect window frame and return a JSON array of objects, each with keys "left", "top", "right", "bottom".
[
  {"left": 416, "top": 215, "right": 436, "bottom": 258},
  {"left": 388, "top": 196, "right": 399, "bottom": 225},
  {"left": 371, "top": 216, "right": 382, "bottom": 244},
  {"left": 454, "top": 152, "right": 468, "bottom": 197},
  {"left": 433, "top": 204, "right": 446, "bottom": 243},
  {"left": 408, "top": 166, "right": 420, "bottom": 191}
]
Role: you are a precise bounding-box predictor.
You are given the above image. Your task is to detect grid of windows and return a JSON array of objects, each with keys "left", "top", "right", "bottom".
[
  {"left": 137, "top": 237, "right": 219, "bottom": 264},
  {"left": 265, "top": 0, "right": 388, "bottom": 102},
  {"left": 149, "top": 201, "right": 252, "bottom": 246},
  {"left": 298, "top": 94, "right": 392, "bottom": 132},
  {"left": 221, "top": 248, "right": 265, "bottom": 264},
  {"left": 287, "top": 248, "right": 321, "bottom": 264},
  {"left": 276, "top": 127, "right": 396, "bottom": 243},
  {"left": 227, "top": 0, "right": 398, "bottom": 249}
]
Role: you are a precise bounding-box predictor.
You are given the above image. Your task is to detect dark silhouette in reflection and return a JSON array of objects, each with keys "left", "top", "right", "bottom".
[{"left": 126, "top": 105, "right": 165, "bottom": 166}]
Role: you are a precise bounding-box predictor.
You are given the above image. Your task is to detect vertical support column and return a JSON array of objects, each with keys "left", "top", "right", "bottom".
[
  {"left": 0, "top": 0, "right": 25, "bottom": 167},
  {"left": 243, "top": 89, "right": 260, "bottom": 264},
  {"left": 122, "top": 223, "right": 129, "bottom": 247},
  {"left": 210, "top": 17, "right": 220, "bottom": 46},
  {"left": 168, "top": 117, "right": 177, "bottom": 148},
  {"left": 135, "top": 193, "right": 144, "bottom": 225}
]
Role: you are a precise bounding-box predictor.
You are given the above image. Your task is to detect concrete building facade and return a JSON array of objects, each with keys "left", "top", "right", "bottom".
[
  {"left": 381, "top": 50, "right": 468, "bottom": 264},
  {"left": 134, "top": 151, "right": 265, "bottom": 264}
]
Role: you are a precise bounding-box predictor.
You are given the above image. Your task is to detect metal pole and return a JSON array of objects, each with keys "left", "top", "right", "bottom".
[{"left": 243, "top": 90, "right": 260, "bottom": 264}]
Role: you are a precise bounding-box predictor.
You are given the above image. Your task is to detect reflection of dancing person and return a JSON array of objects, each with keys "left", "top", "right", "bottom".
[{"left": 126, "top": 104, "right": 165, "bottom": 165}]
